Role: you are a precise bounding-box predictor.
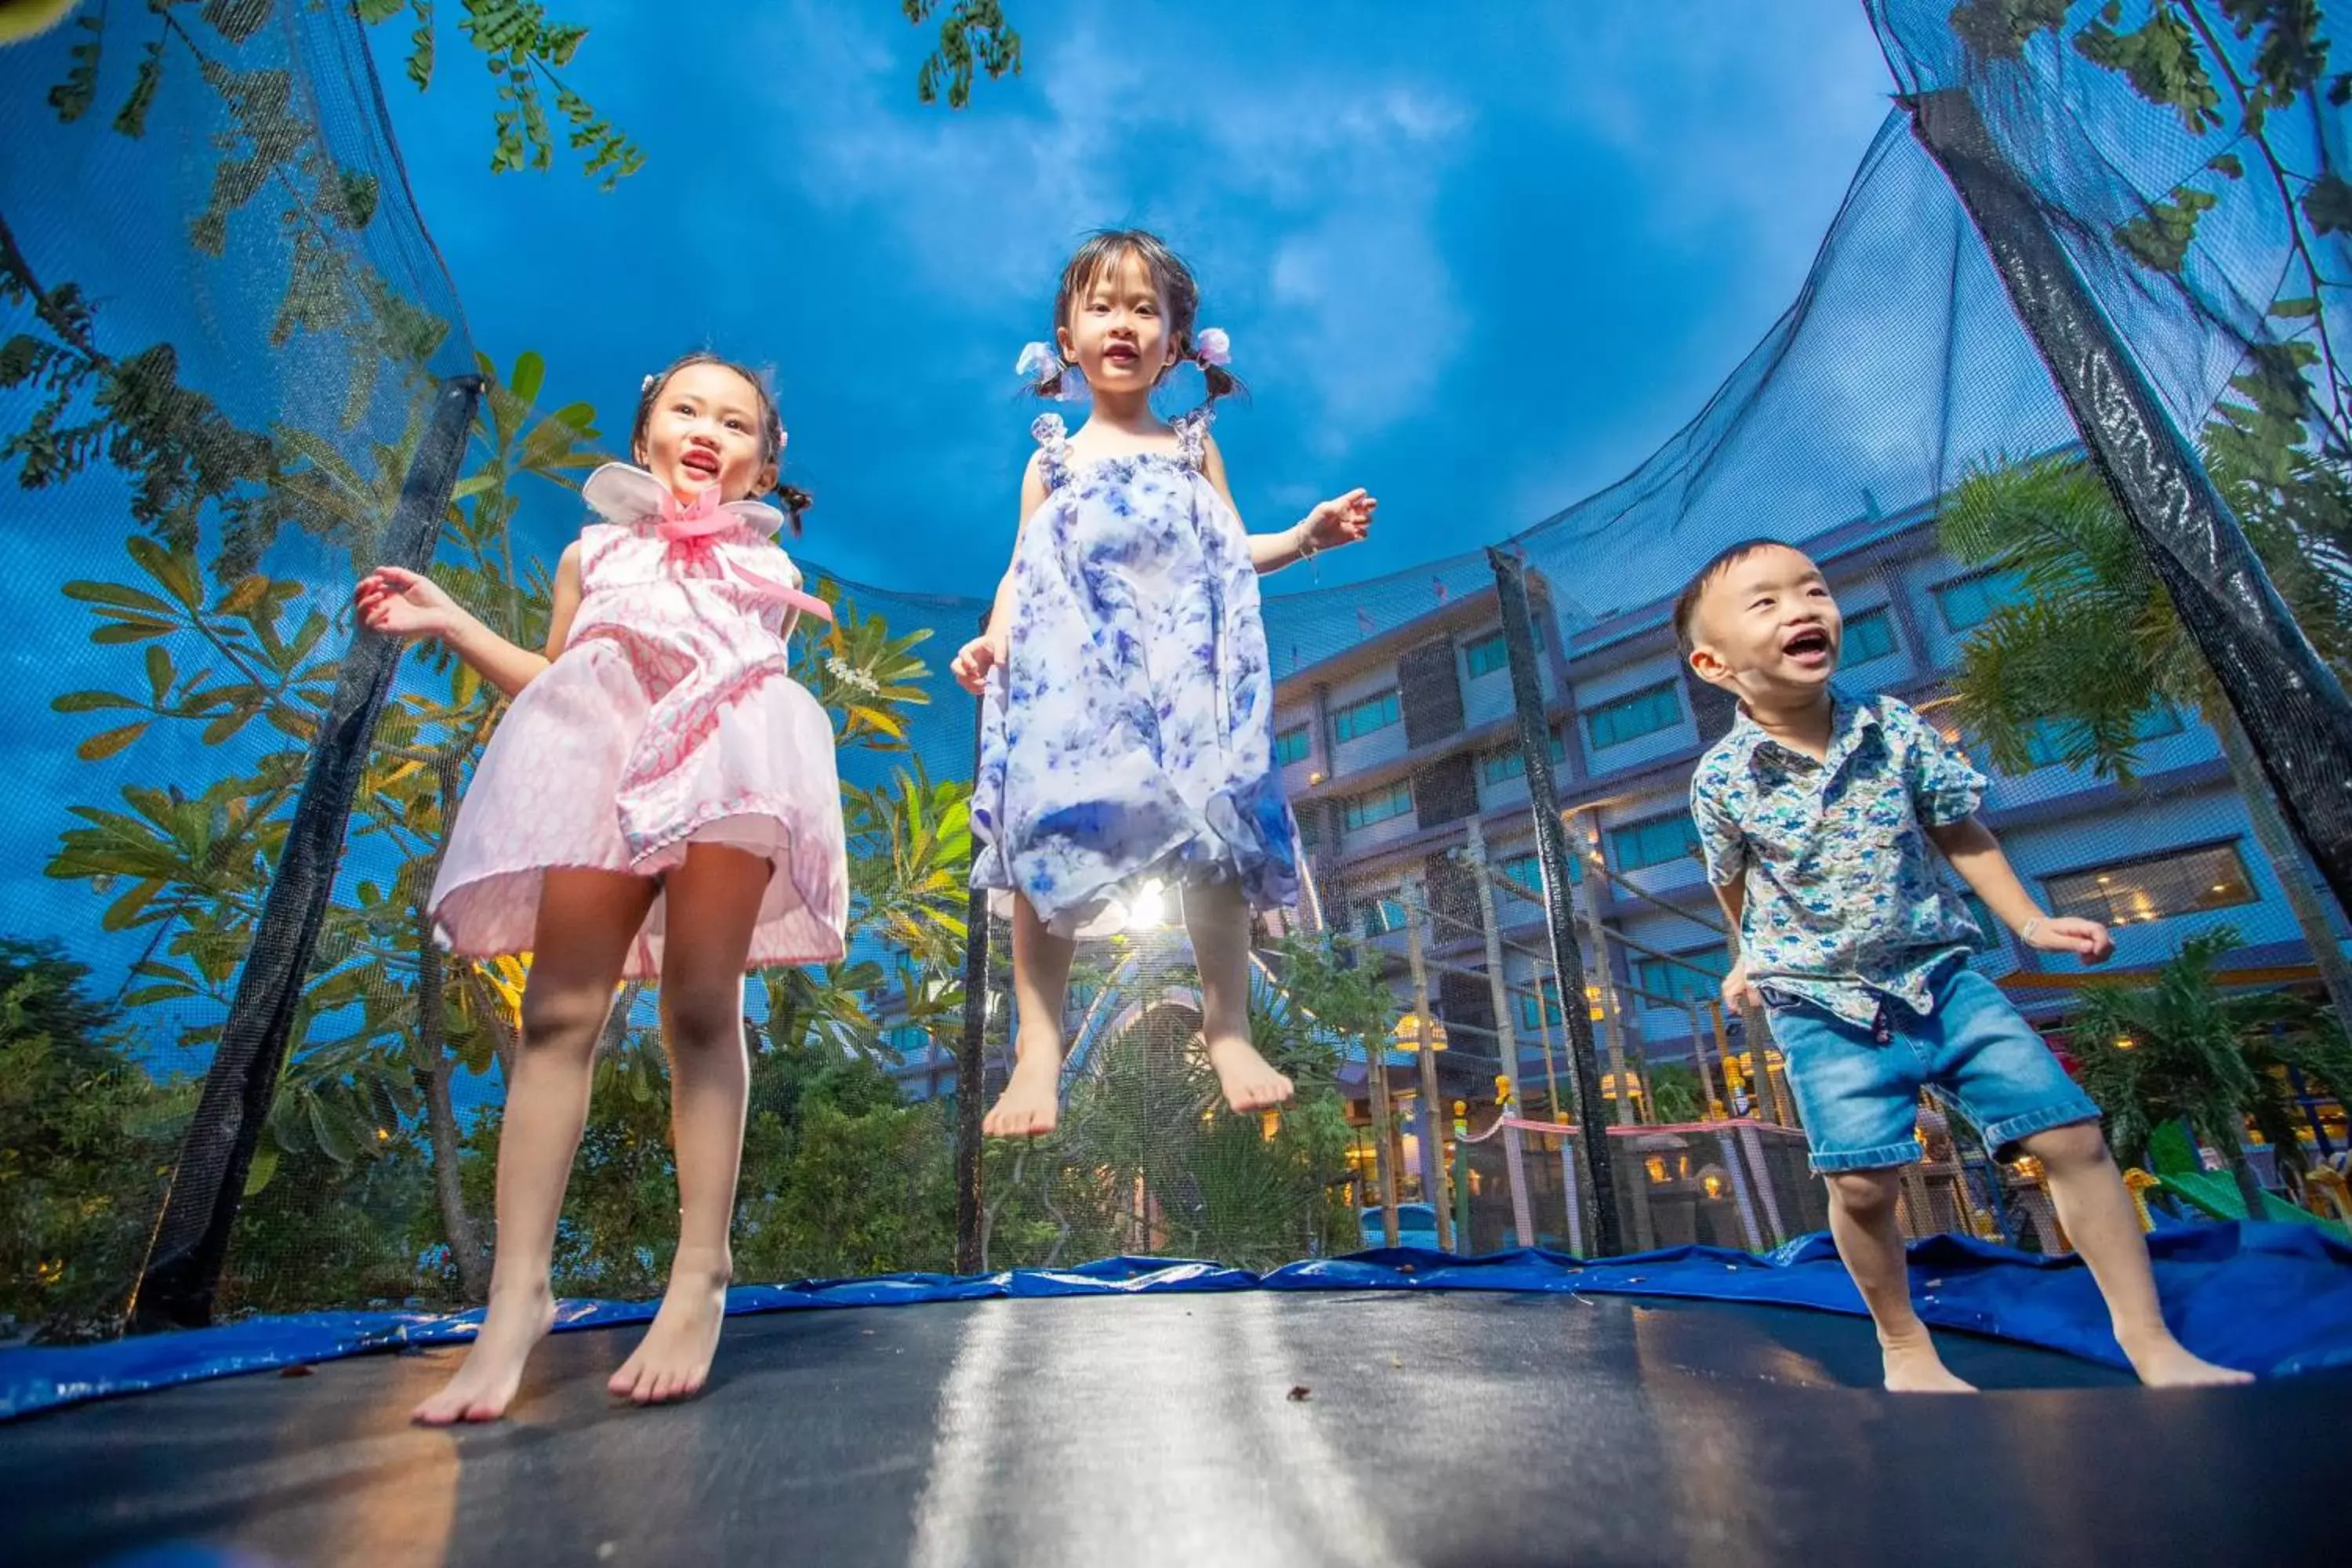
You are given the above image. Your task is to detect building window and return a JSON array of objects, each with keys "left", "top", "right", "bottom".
[
  {"left": 1935, "top": 569, "right": 2026, "bottom": 633},
  {"left": 1480, "top": 730, "right": 1566, "bottom": 785},
  {"left": 1843, "top": 607, "right": 1898, "bottom": 664},
  {"left": 2019, "top": 705, "right": 2188, "bottom": 770},
  {"left": 1610, "top": 811, "right": 1701, "bottom": 873},
  {"left": 1464, "top": 631, "right": 1509, "bottom": 678},
  {"left": 1275, "top": 725, "right": 1311, "bottom": 767},
  {"left": 1515, "top": 987, "right": 1566, "bottom": 1032},
  {"left": 1497, "top": 850, "right": 1580, "bottom": 898},
  {"left": 1584, "top": 681, "right": 1682, "bottom": 750},
  {"left": 1632, "top": 948, "right": 1732, "bottom": 1007},
  {"left": 1331, "top": 690, "right": 1401, "bottom": 743},
  {"left": 1342, "top": 780, "right": 1414, "bottom": 831},
  {"left": 1359, "top": 897, "right": 1407, "bottom": 938},
  {"left": 2045, "top": 842, "right": 2258, "bottom": 927}
]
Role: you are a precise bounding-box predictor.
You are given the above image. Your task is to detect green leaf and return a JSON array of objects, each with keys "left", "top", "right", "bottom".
[
  {"left": 113, "top": 39, "right": 166, "bottom": 140},
  {"left": 46, "top": 16, "right": 101, "bottom": 125},
  {"left": 356, "top": 0, "right": 409, "bottom": 23},
  {"left": 510, "top": 349, "right": 546, "bottom": 407},
  {"left": 241, "top": 1142, "right": 281, "bottom": 1196},
  {"left": 2208, "top": 153, "right": 2244, "bottom": 180},
  {"left": 50, "top": 690, "right": 142, "bottom": 715},
  {"left": 2115, "top": 186, "right": 2219, "bottom": 274},
  {"left": 202, "top": 0, "right": 275, "bottom": 46},
  {"left": 90, "top": 622, "right": 176, "bottom": 645},
  {"left": 77, "top": 723, "right": 150, "bottom": 762},
  {"left": 1947, "top": 0, "right": 2067, "bottom": 63},
  {"left": 2074, "top": 10, "right": 2221, "bottom": 134},
  {"left": 2302, "top": 174, "right": 2352, "bottom": 236},
  {"left": 2270, "top": 296, "right": 2324, "bottom": 319},
  {"left": 144, "top": 644, "right": 173, "bottom": 704},
  {"left": 63, "top": 579, "right": 176, "bottom": 617}
]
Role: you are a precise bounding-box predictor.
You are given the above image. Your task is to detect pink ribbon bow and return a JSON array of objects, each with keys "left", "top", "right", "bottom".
[
  {"left": 655, "top": 484, "right": 833, "bottom": 626},
  {"left": 657, "top": 485, "right": 731, "bottom": 565}
]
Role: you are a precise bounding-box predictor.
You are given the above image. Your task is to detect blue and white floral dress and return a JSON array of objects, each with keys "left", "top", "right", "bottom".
[{"left": 972, "top": 410, "right": 1299, "bottom": 937}]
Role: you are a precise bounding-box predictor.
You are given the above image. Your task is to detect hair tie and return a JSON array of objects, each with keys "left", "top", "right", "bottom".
[
  {"left": 1015, "top": 340, "right": 1088, "bottom": 402},
  {"left": 641, "top": 373, "right": 657, "bottom": 392},
  {"left": 1194, "top": 326, "right": 1232, "bottom": 367}
]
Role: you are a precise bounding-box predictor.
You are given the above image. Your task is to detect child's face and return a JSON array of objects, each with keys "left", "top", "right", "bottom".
[
  {"left": 636, "top": 361, "right": 778, "bottom": 503},
  {"left": 1057, "top": 248, "right": 1179, "bottom": 401},
  {"left": 1686, "top": 544, "right": 1842, "bottom": 705}
]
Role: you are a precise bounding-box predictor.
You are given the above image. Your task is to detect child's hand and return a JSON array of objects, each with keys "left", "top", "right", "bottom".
[
  {"left": 2025, "top": 915, "right": 2113, "bottom": 965},
  {"left": 355, "top": 566, "right": 463, "bottom": 641},
  {"left": 951, "top": 630, "right": 1007, "bottom": 696},
  {"left": 1301, "top": 488, "right": 1376, "bottom": 553},
  {"left": 1721, "top": 960, "right": 1761, "bottom": 1013}
]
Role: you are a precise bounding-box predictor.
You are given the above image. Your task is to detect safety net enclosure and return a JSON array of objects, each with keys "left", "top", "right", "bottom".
[{"left": 0, "top": 0, "right": 2349, "bottom": 1529}]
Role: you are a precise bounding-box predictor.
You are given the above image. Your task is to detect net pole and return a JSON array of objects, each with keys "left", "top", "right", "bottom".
[
  {"left": 1573, "top": 834, "right": 1638, "bottom": 1127},
  {"left": 953, "top": 615, "right": 990, "bottom": 1275},
  {"left": 1462, "top": 819, "right": 1524, "bottom": 1118},
  {"left": 1907, "top": 85, "right": 2352, "bottom": 917},
  {"left": 1487, "top": 546, "right": 1623, "bottom": 1256},
  {"left": 1401, "top": 876, "right": 1455, "bottom": 1251},
  {"left": 130, "top": 373, "right": 484, "bottom": 1330}
]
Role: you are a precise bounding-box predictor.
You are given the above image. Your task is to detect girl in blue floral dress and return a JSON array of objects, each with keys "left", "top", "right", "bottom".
[{"left": 952, "top": 230, "right": 1376, "bottom": 1137}]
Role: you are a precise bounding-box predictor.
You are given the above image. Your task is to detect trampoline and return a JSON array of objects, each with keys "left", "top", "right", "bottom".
[
  {"left": 6, "top": 1229, "right": 2350, "bottom": 1567},
  {"left": 4, "top": 1290, "right": 2346, "bottom": 1568}
]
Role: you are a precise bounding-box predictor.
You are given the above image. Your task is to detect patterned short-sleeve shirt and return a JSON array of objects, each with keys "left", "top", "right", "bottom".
[{"left": 1690, "top": 691, "right": 1986, "bottom": 1026}]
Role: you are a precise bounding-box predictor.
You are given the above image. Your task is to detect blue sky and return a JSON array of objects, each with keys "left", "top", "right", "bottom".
[{"left": 382, "top": 0, "right": 1899, "bottom": 597}]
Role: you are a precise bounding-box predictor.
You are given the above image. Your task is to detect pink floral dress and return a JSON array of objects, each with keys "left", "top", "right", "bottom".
[{"left": 428, "top": 463, "right": 848, "bottom": 978}]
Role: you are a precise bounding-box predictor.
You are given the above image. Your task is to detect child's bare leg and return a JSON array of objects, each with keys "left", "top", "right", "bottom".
[
  {"left": 1825, "top": 1168, "right": 1973, "bottom": 1392},
  {"left": 983, "top": 893, "right": 1073, "bottom": 1137},
  {"left": 609, "top": 844, "right": 768, "bottom": 1406},
  {"left": 1183, "top": 878, "right": 1291, "bottom": 1115},
  {"left": 2024, "top": 1122, "right": 2252, "bottom": 1388},
  {"left": 414, "top": 869, "right": 655, "bottom": 1426}
]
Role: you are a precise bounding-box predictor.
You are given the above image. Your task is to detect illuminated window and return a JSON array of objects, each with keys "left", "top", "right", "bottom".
[
  {"left": 1332, "top": 690, "right": 1401, "bottom": 743},
  {"left": 2045, "top": 843, "right": 2257, "bottom": 927},
  {"left": 1358, "top": 897, "right": 1407, "bottom": 939},
  {"left": 1497, "top": 850, "right": 1581, "bottom": 902},
  {"left": 1585, "top": 682, "right": 1682, "bottom": 750},
  {"left": 1275, "top": 725, "right": 1311, "bottom": 766},
  {"left": 1516, "top": 987, "right": 1566, "bottom": 1031}
]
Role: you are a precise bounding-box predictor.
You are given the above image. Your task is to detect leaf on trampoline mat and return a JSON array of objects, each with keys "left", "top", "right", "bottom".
[
  {"left": 278, "top": 1364, "right": 315, "bottom": 1378},
  {"left": 1287, "top": 1385, "right": 1311, "bottom": 1402}
]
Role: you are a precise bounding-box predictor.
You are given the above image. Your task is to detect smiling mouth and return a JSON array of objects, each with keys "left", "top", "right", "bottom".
[
  {"left": 1783, "top": 627, "right": 1833, "bottom": 660},
  {"left": 680, "top": 450, "right": 720, "bottom": 478}
]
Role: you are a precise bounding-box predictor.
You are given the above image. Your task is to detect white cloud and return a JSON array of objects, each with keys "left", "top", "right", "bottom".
[{"left": 758, "top": 2, "right": 1471, "bottom": 454}]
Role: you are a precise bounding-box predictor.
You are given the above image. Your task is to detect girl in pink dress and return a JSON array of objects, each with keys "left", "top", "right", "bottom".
[{"left": 356, "top": 352, "right": 846, "bottom": 1425}]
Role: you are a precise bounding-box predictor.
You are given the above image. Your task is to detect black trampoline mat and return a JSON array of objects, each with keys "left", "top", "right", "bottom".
[{"left": 1, "top": 1290, "right": 2339, "bottom": 1567}]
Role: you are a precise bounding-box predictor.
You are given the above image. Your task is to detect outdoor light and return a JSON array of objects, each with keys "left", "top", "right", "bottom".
[{"left": 1124, "top": 878, "right": 1168, "bottom": 931}]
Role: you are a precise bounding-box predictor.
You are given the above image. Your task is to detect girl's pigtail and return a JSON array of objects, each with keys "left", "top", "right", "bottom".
[{"left": 776, "top": 482, "right": 812, "bottom": 536}]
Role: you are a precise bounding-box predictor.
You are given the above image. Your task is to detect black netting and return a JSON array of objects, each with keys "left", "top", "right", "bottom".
[{"left": 5, "top": 1, "right": 2350, "bottom": 1344}]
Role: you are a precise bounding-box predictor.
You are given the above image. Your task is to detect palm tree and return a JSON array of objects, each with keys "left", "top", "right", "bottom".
[
  {"left": 2068, "top": 928, "right": 2352, "bottom": 1218},
  {"left": 1939, "top": 447, "right": 2352, "bottom": 1020}
]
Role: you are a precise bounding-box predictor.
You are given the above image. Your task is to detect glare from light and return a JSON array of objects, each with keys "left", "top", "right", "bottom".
[{"left": 1124, "top": 879, "right": 1168, "bottom": 931}]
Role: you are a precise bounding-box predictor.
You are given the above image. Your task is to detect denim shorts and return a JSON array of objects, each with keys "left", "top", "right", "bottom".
[{"left": 1762, "top": 964, "right": 2100, "bottom": 1173}]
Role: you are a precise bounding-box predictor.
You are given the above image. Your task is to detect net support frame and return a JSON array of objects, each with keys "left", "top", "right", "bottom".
[
  {"left": 1907, "top": 85, "right": 2352, "bottom": 920},
  {"left": 1488, "top": 546, "right": 1624, "bottom": 1256},
  {"left": 132, "top": 372, "right": 485, "bottom": 1330}
]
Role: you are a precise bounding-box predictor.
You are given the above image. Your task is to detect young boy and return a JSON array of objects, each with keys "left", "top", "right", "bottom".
[{"left": 1679, "top": 539, "right": 2249, "bottom": 1392}]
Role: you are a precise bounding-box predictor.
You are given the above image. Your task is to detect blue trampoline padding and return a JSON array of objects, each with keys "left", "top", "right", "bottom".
[{"left": 5, "top": 1221, "right": 2344, "bottom": 1421}]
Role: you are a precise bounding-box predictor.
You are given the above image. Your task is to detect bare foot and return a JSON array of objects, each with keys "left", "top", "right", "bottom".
[
  {"left": 1880, "top": 1332, "right": 1975, "bottom": 1393},
  {"left": 2123, "top": 1335, "right": 2253, "bottom": 1388},
  {"left": 609, "top": 1259, "right": 731, "bottom": 1406},
  {"left": 983, "top": 1040, "right": 1062, "bottom": 1138},
  {"left": 1204, "top": 1036, "right": 1294, "bottom": 1115},
  {"left": 412, "top": 1282, "right": 557, "bottom": 1425}
]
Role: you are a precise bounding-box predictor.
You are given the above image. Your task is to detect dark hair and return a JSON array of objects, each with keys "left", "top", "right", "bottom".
[
  {"left": 1671, "top": 537, "right": 1800, "bottom": 653},
  {"left": 632, "top": 350, "right": 811, "bottom": 534},
  {"left": 1032, "top": 228, "right": 1244, "bottom": 407}
]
